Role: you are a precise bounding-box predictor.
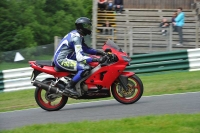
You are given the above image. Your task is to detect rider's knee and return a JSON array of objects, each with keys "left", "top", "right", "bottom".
[{"left": 80, "top": 64, "right": 91, "bottom": 77}]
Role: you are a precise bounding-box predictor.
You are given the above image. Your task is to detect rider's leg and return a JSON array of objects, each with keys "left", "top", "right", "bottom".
[
  {"left": 64, "top": 63, "right": 91, "bottom": 95},
  {"left": 54, "top": 58, "right": 79, "bottom": 95},
  {"left": 54, "top": 58, "right": 91, "bottom": 95},
  {"left": 72, "top": 63, "right": 91, "bottom": 82}
]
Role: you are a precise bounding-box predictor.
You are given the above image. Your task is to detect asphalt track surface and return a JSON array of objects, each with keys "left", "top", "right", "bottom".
[{"left": 0, "top": 92, "right": 200, "bottom": 130}]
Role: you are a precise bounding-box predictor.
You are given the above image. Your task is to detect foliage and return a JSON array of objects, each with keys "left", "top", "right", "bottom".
[{"left": 0, "top": 0, "right": 93, "bottom": 52}]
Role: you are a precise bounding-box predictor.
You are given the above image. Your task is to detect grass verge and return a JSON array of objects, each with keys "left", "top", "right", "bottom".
[
  {"left": 0, "top": 70, "right": 200, "bottom": 112},
  {"left": 1, "top": 113, "right": 200, "bottom": 133},
  {"left": 0, "top": 55, "right": 52, "bottom": 70}
]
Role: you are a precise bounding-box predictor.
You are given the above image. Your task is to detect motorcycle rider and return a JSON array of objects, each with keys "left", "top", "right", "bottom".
[{"left": 54, "top": 17, "right": 106, "bottom": 96}]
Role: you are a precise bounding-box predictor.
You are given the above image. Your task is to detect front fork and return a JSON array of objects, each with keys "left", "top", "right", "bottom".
[{"left": 118, "top": 72, "right": 135, "bottom": 91}]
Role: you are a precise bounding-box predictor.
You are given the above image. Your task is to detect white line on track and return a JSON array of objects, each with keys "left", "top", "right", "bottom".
[{"left": 1, "top": 91, "right": 200, "bottom": 114}]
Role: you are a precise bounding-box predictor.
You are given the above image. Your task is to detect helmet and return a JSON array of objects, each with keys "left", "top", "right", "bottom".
[{"left": 75, "top": 17, "right": 92, "bottom": 36}]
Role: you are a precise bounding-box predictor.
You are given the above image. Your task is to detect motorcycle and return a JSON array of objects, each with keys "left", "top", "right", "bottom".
[{"left": 29, "top": 39, "right": 144, "bottom": 111}]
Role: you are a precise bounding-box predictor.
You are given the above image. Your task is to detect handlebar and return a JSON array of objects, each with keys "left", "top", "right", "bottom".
[{"left": 100, "top": 53, "right": 118, "bottom": 66}]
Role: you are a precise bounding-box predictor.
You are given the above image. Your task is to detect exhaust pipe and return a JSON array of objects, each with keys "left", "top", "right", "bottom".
[{"left": 32, "top": 80, "right": 63, "bottom": 94}]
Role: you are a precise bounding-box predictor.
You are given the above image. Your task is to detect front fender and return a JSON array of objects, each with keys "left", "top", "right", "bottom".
[
  {"left": 117, "top": 71, "right": 135, "bottom": 91},
  {"left": 121, "top": 71, "right": 135, "bottom": 77}
]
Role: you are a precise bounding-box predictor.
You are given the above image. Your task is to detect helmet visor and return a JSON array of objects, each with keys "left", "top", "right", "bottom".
[{"left": 82, "top": 23, "right": 92, "bottom": 30}]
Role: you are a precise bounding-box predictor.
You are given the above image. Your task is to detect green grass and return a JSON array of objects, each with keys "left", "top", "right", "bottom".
[
  {"left": 0, "top": 62, "right": 29, "bottom": 70},
  {"left": 1, "top": 113, "right": 200, "bottom": 133},
  {"left": 0, "top": 55, "right": 52, "bottom": 70},
  {"left": 0, "top": 70, "right": 200, "bottom": 112},
  {"left": 141, "top": 70, "right": 200, "bottom": 95}
]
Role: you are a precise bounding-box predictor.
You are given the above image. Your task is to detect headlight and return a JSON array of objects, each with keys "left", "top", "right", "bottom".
[{"left": 121, "top": 56, "right": 131, "bottom": 62}]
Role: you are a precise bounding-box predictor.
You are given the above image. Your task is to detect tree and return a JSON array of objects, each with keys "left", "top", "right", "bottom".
[{"left": 0, "top": 0, "right": 93, "bottom": 52}]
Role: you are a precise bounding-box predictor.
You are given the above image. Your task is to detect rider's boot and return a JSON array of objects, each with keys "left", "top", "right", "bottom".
[{"left": 63, "top": 80, "right": 78, "bottom": 96}]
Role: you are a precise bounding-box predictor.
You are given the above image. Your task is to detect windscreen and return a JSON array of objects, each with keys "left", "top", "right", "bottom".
[{"left": 104, "top": 39, "right": 123, "bottom": 52}]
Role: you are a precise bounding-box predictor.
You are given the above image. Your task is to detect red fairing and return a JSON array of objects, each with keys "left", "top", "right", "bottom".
[
  {"left": 85, "top": 42, "right": 133, "bottom": 89},
  {"left": 85, "top": 64, "right": 125, "bottom": 89},
  {"left": 29, "top": 61, "right": 70, "bottom": 78},
  {"left": 89, "top": 62, "right": 99, "bottom": 67}
]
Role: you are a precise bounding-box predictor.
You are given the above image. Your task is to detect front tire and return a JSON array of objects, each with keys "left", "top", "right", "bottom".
[
  {"left": 35, "top": 79, "right": 68, "bottom": 111},
  {"left": 111, "top": 74, "right": 143, "bottom": 104}
]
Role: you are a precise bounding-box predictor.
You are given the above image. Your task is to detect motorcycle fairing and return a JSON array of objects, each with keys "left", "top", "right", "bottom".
[{"left": 85, "top": 65, "right": 125, "bottom": 89}]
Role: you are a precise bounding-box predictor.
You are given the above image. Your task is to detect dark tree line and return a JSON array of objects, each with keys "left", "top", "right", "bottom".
[{"left": 0, "top": 0, "right": 92, "bottom": 52}]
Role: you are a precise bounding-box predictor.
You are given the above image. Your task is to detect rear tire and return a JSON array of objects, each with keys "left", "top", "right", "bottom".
[
  {"left": 111, "top": 75, "right": 143, "bottom": 104},
  {"left": 35, "top": 79, "right": 68, "bottom": 111}
]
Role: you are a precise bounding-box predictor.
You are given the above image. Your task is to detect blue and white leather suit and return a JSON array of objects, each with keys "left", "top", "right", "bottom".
[{"left": 54, "top": 30, "right": 98, "bottom": 82}]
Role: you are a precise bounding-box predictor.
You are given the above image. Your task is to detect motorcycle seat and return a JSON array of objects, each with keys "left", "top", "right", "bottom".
[
  {"left": 54, "top": 66, "right": 64, "bottom": 72},
  {"left": 54, "top": 66, "right": 77, "bottom": 74},
  {"left": 35, "top": 60, "right": 54, "bottom": 67},
  {"left": 35, "top": 60, "right": 76, "bottom": 73}
]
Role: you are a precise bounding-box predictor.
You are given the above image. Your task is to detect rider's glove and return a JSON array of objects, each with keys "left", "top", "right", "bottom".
[
  {"left": 96, "top": 50, "right": 106, "bottom": 56},
  {"left": 108, "top": 54, "right": 117, "bottom": 61},
  {"left": 92, "top": 55, "right": 107, "bottom": 63}
]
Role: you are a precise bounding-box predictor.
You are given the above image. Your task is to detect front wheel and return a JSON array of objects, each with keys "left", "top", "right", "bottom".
[
  {"left": 35, "top": 79, "right": 68, "bottom": 111},
  {"left": 111, "top": 75, "right": 143, "bottom": 104}
]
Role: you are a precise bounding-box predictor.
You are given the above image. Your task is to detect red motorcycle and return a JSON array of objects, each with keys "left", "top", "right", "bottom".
[{"left": 29, "top": 39, "right": 144, "bottom": 111}]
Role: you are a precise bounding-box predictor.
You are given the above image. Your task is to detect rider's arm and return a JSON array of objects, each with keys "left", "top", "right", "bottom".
[
  {"left": 82, "top": 39, "right": 106, "bottom": 56},
  {"left": 73, "top": 36, "right": 93, "bottom": 63},
  {"left": 82, "top": 39, "right": 97, "bottom": 55}
]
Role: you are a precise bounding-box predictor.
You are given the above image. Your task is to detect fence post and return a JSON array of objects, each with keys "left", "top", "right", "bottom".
[
  {"left": 166, "top": 27, "right": 169, "bottom": 51},
  {"left": 195, "top": 2, "right": 200, "bottom": 48},
  {"left": 196, "top": 21, "right": 200, "bottom": 48},
  {"left": 149, "top": 27, "right": 152, "bottom": 52},
  {"left": 169, "top": 24, "right": 173, "bottom": 51},
  {"left": 112, "top": 27, "right": 114, "bottom": 41},
  {"left": 129, "top": 27, "right": 133, "bottom": 55},
  {"left": 195, "top": 3, "right": 200, "bottom": 48},
  {"left": 92, "top": 0, "right": 97, "bottom": 49},
  {"left": 124, "top": 28, "right": 127, "bottom": 53},
  {"left": 54, "top": 36, "right": 59, "bottom": 52}
]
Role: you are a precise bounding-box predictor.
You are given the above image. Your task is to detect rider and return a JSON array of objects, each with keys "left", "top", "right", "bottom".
[{"left": 53, "top": 17, "right": 106, "bottom": 96}]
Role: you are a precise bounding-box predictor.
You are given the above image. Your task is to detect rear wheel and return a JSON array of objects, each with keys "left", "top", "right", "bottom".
[
  {"left": 35, "top": 79, "right": 68, "bottom": 111},
  {"left": 111, "top": 75, "right": 143, "bottom": 104}
]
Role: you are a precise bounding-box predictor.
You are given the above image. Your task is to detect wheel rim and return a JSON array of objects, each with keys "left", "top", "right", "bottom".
[
  {"left": 113, "top": 77, "right": 141, "bottom": 103},
  {"left": 37, "top": 88, "right": 65, "bottom": 109}
]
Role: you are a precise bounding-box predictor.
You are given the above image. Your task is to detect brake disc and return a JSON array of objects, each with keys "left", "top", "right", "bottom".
[{"left": 118, "top": 82, "right": 135, "bottom": 97}]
